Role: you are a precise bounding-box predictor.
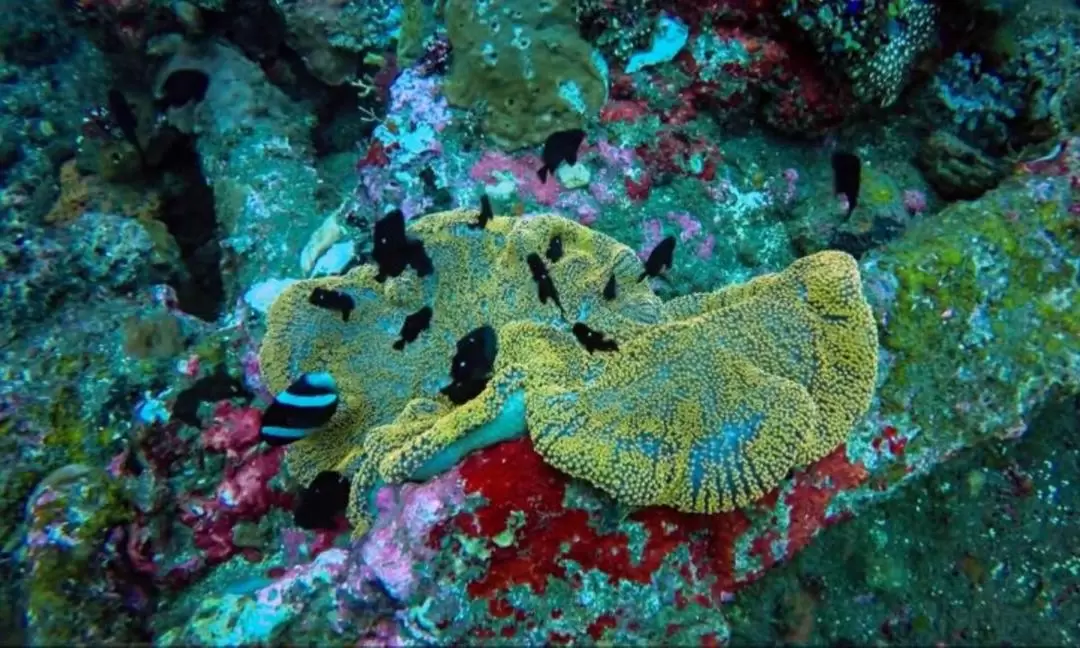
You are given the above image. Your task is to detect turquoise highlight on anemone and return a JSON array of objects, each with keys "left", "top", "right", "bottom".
[{"left": 408, "top": 389, "right": 527, "bottom": 482}]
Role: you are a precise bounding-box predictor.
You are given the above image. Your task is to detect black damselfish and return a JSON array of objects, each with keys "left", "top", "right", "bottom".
[
  {"left": 572, "top": 322, "right": 619, "bottom": 354},
  {"left": 157, "top": 69, "right": 210, "bottom": 109},
  {"left": 469, "top": 194, "right": 493, "bottom": 230},
  {"left": 440, "top": 325, "right": 498, "bottom": 405},
  {"left": 537, "top": 128, "right": 586, "bottom": 184},
  {"left": 260, "top": 372, "right": 339, "bottom": 446},
  {"left": 293, "top": 470, "right": 350, "bottom": 530},
  {"left": 393, "top": 306, "right": 433, "bottom": 350},
  {"left": 308, "top": 287, "right": 354, "bottom": 322},
  {"left": 372, "top": 210, "right": 434, "bottom": 282},
  {"left": 107, "top": 89, "right": 145, "bottom": 168},
  {"left": 172, "top": 365, "right": 252, "bottom": 427},
  {"left": 831, "top": 151, "right": 861, "bottom": 217},
  {"left": 526, "top": 252, "right": 565, "bottom": 315},
  {"left": 545, "top": 235, "right": 564, "bottom": 263},
  {"left": 602, "top": 272, "right": 617, "bottom": 301},
  {"left": 638, "top": 235, "right": 676, "bottom": 282}
]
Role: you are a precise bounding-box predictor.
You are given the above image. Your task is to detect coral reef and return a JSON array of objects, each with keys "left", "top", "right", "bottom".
[
  {"left": 0, "top": 211, "right": 181, "bottom": 346},
  {"left": 167, "top": 141, "right": 1080, "bottom": 644},
  {"left": 2, "top": 0, "right": 1079, "bottom": 644}
]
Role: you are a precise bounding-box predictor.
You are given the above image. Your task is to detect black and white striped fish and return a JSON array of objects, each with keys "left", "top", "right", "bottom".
[{"left": 259, "top": 372, "right": 339, "bottom": 446}]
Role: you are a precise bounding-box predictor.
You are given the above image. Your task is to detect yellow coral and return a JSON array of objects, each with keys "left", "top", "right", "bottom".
[
  {"left": 443, "top": 0, "right": 608, "bottom": 149},
  {"left": 45, "top": 159, "right": 167, "bottom": 230},
  {"left": 528, "top": 251, "right": 877, "bottom": 512},
  {"left": 44, "top": 160, "right": 90, "bottom": 224},
  {"left": 259, "top": 209, "right": 878, "bottom": 532},
  {"left": 661, "top": 251, "right": 878, "bottom": 464},
  {"left": 260, "top": 210, "right": 660, "bottom": 516}
]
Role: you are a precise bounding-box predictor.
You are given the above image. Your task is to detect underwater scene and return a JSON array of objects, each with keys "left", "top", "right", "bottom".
[{"left": 1, "top": 0, "right": 1079, "bottom": 644}]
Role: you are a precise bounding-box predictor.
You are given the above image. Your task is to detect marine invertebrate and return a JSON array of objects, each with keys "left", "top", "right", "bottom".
[{"left": 260, "top": 210, "right": 877, "bottom": 534}]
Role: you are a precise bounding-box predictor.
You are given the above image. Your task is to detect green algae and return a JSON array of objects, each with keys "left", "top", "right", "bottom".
[
  {"left": 873, "top": 177, "right": 1080, "bottom": 453},
  {"left": 23, "top": 465, "right": 139, "bottom": 645}
]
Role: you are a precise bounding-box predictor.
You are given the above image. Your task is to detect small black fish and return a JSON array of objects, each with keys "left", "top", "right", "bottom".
[
  {"left": 602, "top": 272, "right": 617, "bottom": 301},
  {"left": 419, "top": 166, "right": 439, "bottom": 193},
  {"left": 832, "top": 151, "right": 861, "bottom": 217},
  {"left": 393, "top": 306, "right": 433, "bottom": 350},
  {"left": 545, "top": 235, "right": 564, "bottom": 263},
  {"left": 572, "top": 322, "right": 619, "bottom": 354},
  {"left": 468, "top": 194, "right": 493, "bottom": 230},
  {"left": 537, "top": 128, "right": 586, "bottom": 184},
  {"left": 440, "top": 325, "right": 498, "bottom": 405},
  {"left": 637, "top": 235, "right": 676, "bottom": 282},
  {"left": 293, "top": 470, "right": 350, "bottom": 530},
  {"left": 157, "top": 69, "right": 210, "bottom": 109},
  {"left": 407, "top": 239, "right": 434, "bottom": 277},
  {"left": 107, "top": 89, "right": 145, "bottom": 167},
  {"left": 260, "top": 372, "right": 339, "bottom": 446},
  {"left": 309, "top": 287, "right": 354, "bottom": 322},
  {"left": 526, "top": 252, "right": 565, "bottom": 315},
  {"left": 172, "top": 365, "right": 252, "bottom": 427},
  {"left": 372, "top": 210, "right": 434, "bottom": 281}
]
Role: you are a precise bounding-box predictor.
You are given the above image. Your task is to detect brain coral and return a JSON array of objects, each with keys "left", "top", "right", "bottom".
[
  {"left": 442, "top": 0, "right": 608, "bottom": 149},
  {"left": 260, "top": 210, "right": 878, "bottom": 534}
]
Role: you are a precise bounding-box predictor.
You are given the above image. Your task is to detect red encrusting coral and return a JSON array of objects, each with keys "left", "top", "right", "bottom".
[
  {"left": 177, "top": 403, "right": 294, "bottom": 565},
  {"left": 783, "top": 445, "right": 869, "bottom": 555},
  {"left": 179, "top": 445, "right": 291, "bottom": 563},
  {"left": 438, "top": 435, "right": 873, "bottom": 634},
  {"left": 201, "top": 401, "right": 262, "bottom": 460},
  {"left": 446, "top": 438, "right": 759, "bottom": 601}
]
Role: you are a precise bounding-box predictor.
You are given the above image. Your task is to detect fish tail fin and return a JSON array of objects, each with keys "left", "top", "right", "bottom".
[
  {"left": 636, "top": 270, "right": 648, "bottom": 282},
  {"left": 392, "top": 339, "right": 404, "bottom": 351},
  {"left": 537, "top": 166, "right": 549, "bottom": 183},
  {"left": 342, "top": 310, "right": 352, "bottom": 322}
]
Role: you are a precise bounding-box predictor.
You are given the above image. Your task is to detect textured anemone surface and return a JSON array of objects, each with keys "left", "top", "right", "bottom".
[{"left": 259, "top": 210, "right": 877, "bottom": 534}]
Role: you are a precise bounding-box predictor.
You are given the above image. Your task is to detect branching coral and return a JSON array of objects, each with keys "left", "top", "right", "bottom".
[{"left": 260, "top": 210, "right": 877, "bottom": 534}]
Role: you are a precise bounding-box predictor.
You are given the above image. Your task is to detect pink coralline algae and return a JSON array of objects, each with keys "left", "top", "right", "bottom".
[
  {"left": 695, "top": 234, "right": 716, "bottom": 260},
  {"left": 387, "top": 69, "right": 452, "bottom": 132},
  {"left": 639, "top": 218, "right": 665, "bottom": 259},
  {"left": 360, "top": 469, "right": 467, "bottom": 601},
  {"left": 190, "top": 467, "right": 471, "bottom": 642},
  {"left": 667, "top": 211, "right": 703, "bottom": 242},
  {"left": 903, "top": 189, "right": 927, "bottom": 215},
  {"left": 201, "top": 401, "right": 262, "bottom": 460},
  {"left": 359, "top": 67, "right": 453, "bottom": 218},
  {"left": 469, "top": 151, "right": 561, "bottom": 206},
  {"left": 180, "top": 414, "right": 290, "bottom": 564},
  {"left": 255, "top": 547, "right": 350, "bottom": 608},
  {"left": 640, "top": 212, "right": 715, "bottom": 260}
]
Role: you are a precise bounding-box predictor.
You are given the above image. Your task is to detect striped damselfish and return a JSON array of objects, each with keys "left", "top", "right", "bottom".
[{"left": 259, "top": 372, "right": 339, "bottom": 446}]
